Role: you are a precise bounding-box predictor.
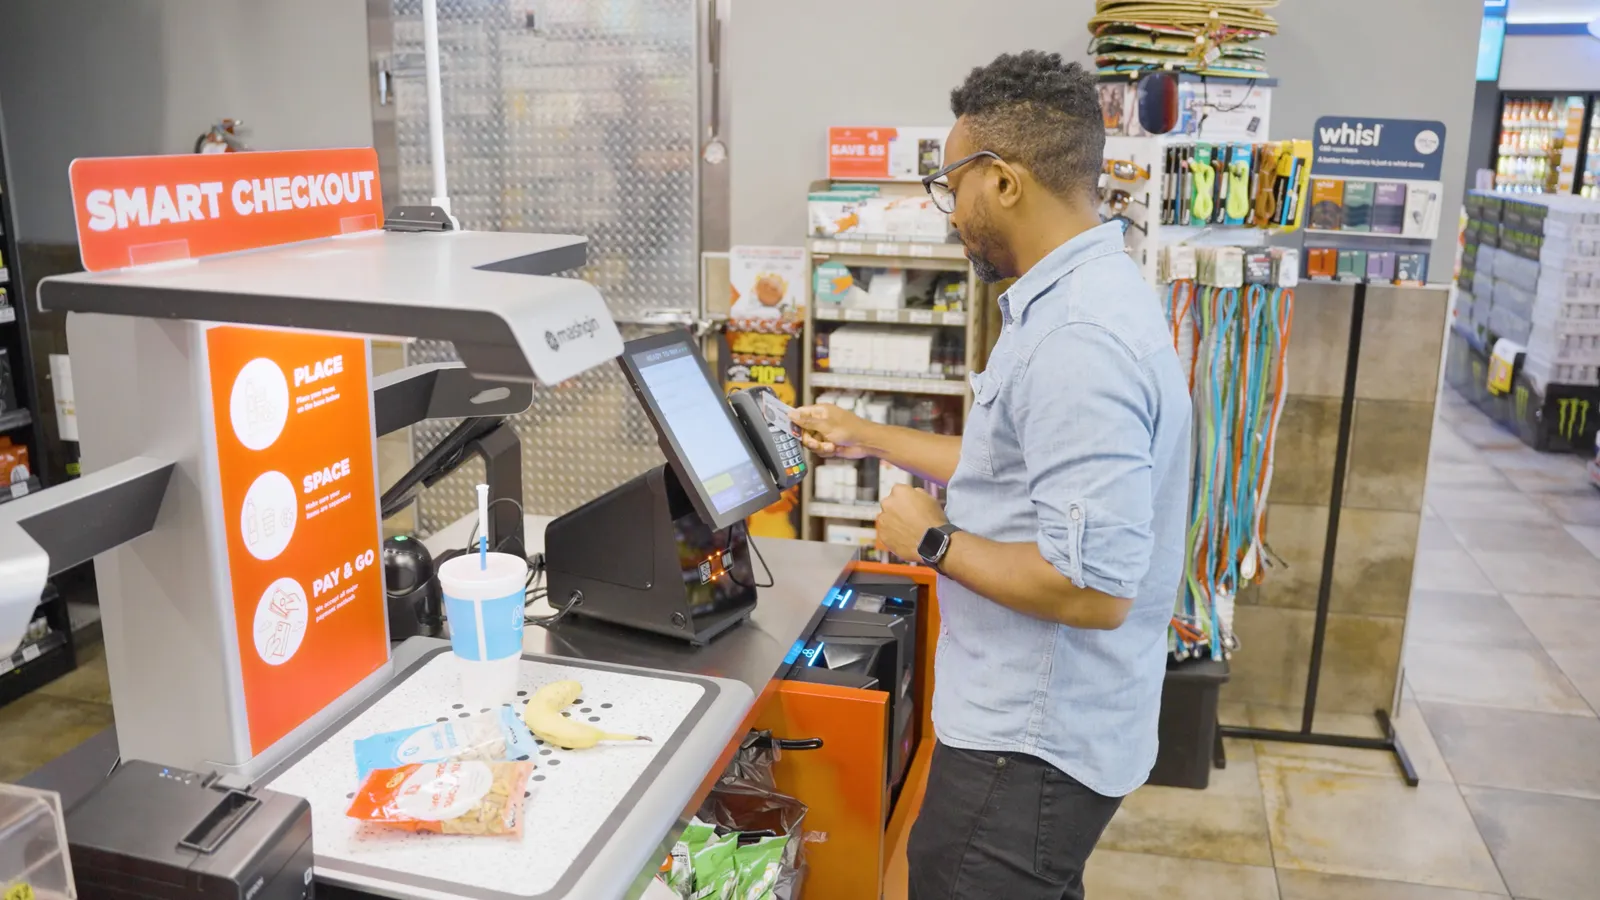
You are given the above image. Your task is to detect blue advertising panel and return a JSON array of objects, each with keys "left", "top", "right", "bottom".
[{"left": 1312, "top": 117, "right": 1448, "bottom": 181}]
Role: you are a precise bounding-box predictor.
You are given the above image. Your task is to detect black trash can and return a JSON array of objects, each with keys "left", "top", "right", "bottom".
[{"left": 1147, "top": 657, "right": 1229, "bottom": 790}]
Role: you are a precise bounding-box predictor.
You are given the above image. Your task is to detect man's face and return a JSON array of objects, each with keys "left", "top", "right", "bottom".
[{"left": 943, "top": 120, "right": 1010, "bottom": 284}]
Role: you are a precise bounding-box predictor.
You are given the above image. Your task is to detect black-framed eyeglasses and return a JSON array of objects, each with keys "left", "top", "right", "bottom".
[{"left": 922, "top": 150, "right": 1002, "bottom": 214}]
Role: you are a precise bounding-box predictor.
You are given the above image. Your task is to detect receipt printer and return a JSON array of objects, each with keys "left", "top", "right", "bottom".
[{"left": 66, "top": 760, "right": 313, "bottom": 900}]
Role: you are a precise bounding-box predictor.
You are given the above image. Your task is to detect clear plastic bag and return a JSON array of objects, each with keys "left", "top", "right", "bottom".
[
  {"left": 346, "top": 760, "right": 533, "bottom": 836},
  {"left": 353, "top": 706, "right": 537, "bottom": 779}
]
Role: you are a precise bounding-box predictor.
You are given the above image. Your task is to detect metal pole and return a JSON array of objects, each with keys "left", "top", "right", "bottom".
[{"left": 422, "top": 0, "right": 452, "bottom": 218}]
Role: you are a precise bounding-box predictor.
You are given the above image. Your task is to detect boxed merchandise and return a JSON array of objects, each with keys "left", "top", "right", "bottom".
[
  {"left": 1305, "top": 248, "right": 1337, "bottom": 279},
  {"left": 1366, "top": 251, "right": 1397, "bottom": 282},
  {"left": 1341, "top": 181, "right": 1374, "bottom": 232},
  {"left": 1336, "top": 250, "right": 1368, "bottom": 281},
  {"left": 809, "top": 189, "right": 876, "bottom": 238},
  {"left": 1403, "top": 184, "right": 1442, "bottom": 238},
  {"left": 1395, "top": 253, "right": 1429, "bottom": 284},
  {"left": 1371, "top": 183, "right": 1407, "bottom": 234},
  {"left": 877, "top": 461, "right": 914, "bottom": 502},
  {"left": 1308, "top": 179, "right": 1344, "bottom": 230},
  {"left": 825, "top": 523, "right": 880, "bottom": 553},
  {"left": 814, "top": 261, "right": 856, "bottom": 305}
]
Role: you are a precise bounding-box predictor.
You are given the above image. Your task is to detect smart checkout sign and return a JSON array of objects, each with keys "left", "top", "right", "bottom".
[{"left": 70, "top": 149, "right": 391, "bottom": 754}]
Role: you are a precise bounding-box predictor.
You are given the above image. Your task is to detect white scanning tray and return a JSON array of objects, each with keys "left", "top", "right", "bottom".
[{"left": 266, "top": 649, "right": 753, "bottom": 900}]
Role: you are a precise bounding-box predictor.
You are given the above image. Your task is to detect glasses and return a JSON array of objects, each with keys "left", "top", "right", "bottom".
[
  {"left": 1104, "top": 160, "right": 1151, "bottom": 183},
  {"left": 922, "top": 150, "right": 1003, "bottom": 214},
  {"left": 1103, "top": 188, "right": 1148, "bottom": 214}
]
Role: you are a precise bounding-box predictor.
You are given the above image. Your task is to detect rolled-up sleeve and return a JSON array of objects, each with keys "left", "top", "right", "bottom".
[{"left": 1015, "top": 323, "right": 1156, "bottom": 599}]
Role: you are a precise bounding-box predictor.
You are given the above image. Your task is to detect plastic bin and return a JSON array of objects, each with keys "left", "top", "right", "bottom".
[
  {"left": 0, "top": 783, "right": 76, "bottom": 900},
  {"left": 1148, "top": 658, "right": 1229, "bottom": 790}
]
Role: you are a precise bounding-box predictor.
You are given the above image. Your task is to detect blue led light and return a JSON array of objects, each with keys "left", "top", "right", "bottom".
[
  {"left": 805, "top": 642, "right": 825, "bottom": 666},
  {"left": 782, "top": 639, "right": 805, "bottom": 666}
]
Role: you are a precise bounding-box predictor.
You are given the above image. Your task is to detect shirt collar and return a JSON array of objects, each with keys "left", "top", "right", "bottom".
[{"left": 998, "top": 222, "right": 1127, "bottom": 325}]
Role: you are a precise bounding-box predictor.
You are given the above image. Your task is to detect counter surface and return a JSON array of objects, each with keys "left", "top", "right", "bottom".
[{"left": 24, "top": 517, "right": 855, "bottom": 900}]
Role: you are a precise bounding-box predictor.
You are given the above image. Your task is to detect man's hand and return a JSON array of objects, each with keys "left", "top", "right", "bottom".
[
  {"left": 876, "top": 484, "right": 948, "bottom": 562},
  {"left": 792, "top": 404, "right": 877, "bottom": 460}
]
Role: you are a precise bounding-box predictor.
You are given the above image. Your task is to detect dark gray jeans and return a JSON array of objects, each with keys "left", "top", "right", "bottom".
[{"left": 907, "top": 742, "right": 1122, "bottom": 900}]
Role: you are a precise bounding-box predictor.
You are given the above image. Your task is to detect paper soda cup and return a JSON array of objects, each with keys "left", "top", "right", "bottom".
[{"left": 438, "top": 551, "right": 527, "bottom": 708}]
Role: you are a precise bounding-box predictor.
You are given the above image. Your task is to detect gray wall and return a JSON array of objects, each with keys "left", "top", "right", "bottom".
[
  {"left": 730, "top": 0, "right": 1483, "bottom": 274},
  {"left": 0, "top": 0, "right": 373, "bottom": 244}
]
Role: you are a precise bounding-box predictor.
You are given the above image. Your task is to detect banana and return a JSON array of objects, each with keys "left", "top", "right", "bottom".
[{"left": 521, "top": 680, "right": 652, "bottom": 750}]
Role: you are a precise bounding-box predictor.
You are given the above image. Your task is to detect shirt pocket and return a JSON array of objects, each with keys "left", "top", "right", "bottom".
[{"left": 960, "top": 367, "right": 1002, "bottom": 476}]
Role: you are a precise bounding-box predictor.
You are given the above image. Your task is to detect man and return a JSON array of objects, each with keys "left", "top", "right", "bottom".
[{"left": 792, "top": 51, "right": 1191, "bottom": 899}]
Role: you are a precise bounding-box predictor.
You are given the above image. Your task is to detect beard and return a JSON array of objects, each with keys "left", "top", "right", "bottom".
[{"left": 956, "top": 200, "right": 1008, "bottom": 284}]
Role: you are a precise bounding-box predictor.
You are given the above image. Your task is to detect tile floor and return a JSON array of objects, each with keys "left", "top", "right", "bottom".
[
  {"left": 1087, "top": 386, "right": 1600, "bottom": 899},
  {"left": 4, "top": 387, "right": 1598, "bottom": 898}
]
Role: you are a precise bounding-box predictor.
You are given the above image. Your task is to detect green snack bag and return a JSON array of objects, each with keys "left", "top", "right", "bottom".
[
  {"left": 691, "top": 832, "right": 739, "bottom": 900},
  {"left": 666, "top": 819, "right": 718, "bottom": 898},
  {"left": 735, "top": 834, "right": 789, "bottom": 900}
]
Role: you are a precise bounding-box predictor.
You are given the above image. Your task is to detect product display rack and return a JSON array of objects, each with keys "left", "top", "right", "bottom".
[
  {"left": 1493, "top": 94, "right": 1591, "bottom": 195},
  {"left": 799, "top": 205, "right": 984, "bottom": 549},
  {"left": 0, "top": 102, "right": 68, "bottom": 709}
]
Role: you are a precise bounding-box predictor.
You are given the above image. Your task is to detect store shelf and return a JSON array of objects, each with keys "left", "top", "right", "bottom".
[
  {"left": 809, "top": 501, "right": 880, "bottom": 521},
  {"left": 810, "top": 372, "right": 969, "bottom": 396},
  {"left": 0, "top": 631, "right": 65, "bottom": 678},
  {"left": 0, "top": 408, "right": 31, "bottom": 433},
  {"left": 0, "top": 628, "right": 74, "bottom": 709},
  {"left": 1303, "top": 229, "right": 1431, "bottom": 239},
  {"left": 809, "top": 238, "right": 966, "bottom": 263},
  {"left": 0, "top": 476, "right": 40, "bottom": 505},
  {"left": 815, "top": 306, "right": 967, "bottom": 327}
]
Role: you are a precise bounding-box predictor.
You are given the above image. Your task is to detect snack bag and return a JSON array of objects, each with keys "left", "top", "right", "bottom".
[
  {"left": 664, "top": 819, "right": 718, "bottom": 898},
  {"left": 691, "top": 832, "right": 738, "bottom": 900},
  {"left": 347, "top": 760, "right": 533, "bottom": 836},
  {"left": 354, "top": 707, "right": 538, "bottom": 779},
  {"left": 734, "top": 835, "right": 788, "bottom": 900}
]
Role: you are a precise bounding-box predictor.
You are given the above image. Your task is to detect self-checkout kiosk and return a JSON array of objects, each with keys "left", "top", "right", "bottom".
[{"left": 0, "top": 148, "right": 839, "bottom": 900}]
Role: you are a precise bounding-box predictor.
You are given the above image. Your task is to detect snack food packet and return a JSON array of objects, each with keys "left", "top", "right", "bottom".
[
  {"left": 734, "top": 835, "right": 788, "bottom": 900},
  {"left": 354, "top": 707, "right": 537, "bottom": 779},
  {"left": 665, "top": 818, "right": 718, "bottom": 898},
  {"left": 690, "top": 832, "right": 738, "bottom": 900},
  {"left": 346, "top": 760, "right": 533, "bottom": 836}
]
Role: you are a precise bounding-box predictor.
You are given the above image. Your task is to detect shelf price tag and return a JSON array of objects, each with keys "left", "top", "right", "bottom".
[
  {"left": 943, "top": 312, "right": 966, "bottom": 325},
  {"left": 21, "top": 644, "right": 40, "bottom": 663},
  {"left": 844, "top": 309, "right": 868, "bottom": 321},
  {"left": 874, "top": 310, "right": 900, "bottom": 322},
  {"left": 875, "top": 242, "right": 899, "bottom": 256},
  {"left": 908, "top": 243, "right": 934, "bottom": 258},
  {"left": 908, "top": 310, "right": 934, "bottom": 325},
  {"left": 837, "top": 241, "right": 864, "bottom": 254}
]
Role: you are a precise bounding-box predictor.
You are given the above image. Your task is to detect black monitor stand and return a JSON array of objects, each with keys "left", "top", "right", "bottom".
[{"left": 544, "top": 463, "right": 758, "bottom": 645}]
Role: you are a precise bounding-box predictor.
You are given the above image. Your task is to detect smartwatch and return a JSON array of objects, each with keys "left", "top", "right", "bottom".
[{"left": 918, "top": 523, "right": 963, "bottom": 570}]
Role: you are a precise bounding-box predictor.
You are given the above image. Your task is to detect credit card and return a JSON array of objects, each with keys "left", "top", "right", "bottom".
[{"left": 759, "top": 391, "right": 802, "bottom": 438}]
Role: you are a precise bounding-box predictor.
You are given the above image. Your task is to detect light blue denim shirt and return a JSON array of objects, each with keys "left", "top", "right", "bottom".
[{"left": 936, "top": 221, "right": 1192, "bottom": 797}]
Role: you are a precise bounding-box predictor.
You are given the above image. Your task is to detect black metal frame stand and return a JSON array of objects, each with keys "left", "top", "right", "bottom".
[{"left": 1217, "top": 282, "right": 1420, "bottom": 786}]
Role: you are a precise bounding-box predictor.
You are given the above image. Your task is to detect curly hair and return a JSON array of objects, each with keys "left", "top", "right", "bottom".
[{"left": 950, "top": 51, "right": 1104, "bottom": 200}]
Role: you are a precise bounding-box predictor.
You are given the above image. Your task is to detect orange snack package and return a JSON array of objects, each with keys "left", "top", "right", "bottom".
[{"left": 346, "top": 760, "right": 533, "bottom": 836}]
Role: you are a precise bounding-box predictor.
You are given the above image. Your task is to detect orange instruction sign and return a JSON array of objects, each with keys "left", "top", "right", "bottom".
[
  {"left": 70, "top": 148, "right": 383, "bottom": 272},
  {"left": 206, "top": 326, "right": 388, "bottom": 754}
]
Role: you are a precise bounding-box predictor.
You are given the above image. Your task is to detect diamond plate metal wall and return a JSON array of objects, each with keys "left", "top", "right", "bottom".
[{"left": 381, "top": 0, "right": 698, "bottom": 533}]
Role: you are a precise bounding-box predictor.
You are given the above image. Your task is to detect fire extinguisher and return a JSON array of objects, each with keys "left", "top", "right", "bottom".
[{"left": 195, "top": 119, "right": 248, "bottom": 154}]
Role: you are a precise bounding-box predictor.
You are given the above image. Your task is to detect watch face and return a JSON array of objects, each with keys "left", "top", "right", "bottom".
[{"left": 918, "top": 528, "right": 949, "bottom": 562}]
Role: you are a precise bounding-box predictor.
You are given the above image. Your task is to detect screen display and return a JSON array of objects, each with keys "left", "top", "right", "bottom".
[{"left": 632, "top": 342, "right": 771, "bottom": 516}]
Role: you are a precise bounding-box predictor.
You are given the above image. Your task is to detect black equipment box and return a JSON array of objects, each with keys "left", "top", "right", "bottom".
[{"left": 66, "top": 760, "right": 314, "bottom": 900}]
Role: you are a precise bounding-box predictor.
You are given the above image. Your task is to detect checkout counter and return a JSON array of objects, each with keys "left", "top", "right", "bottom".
[{"left": 1, "top": 149, "right": 889, "bottom": 900}]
